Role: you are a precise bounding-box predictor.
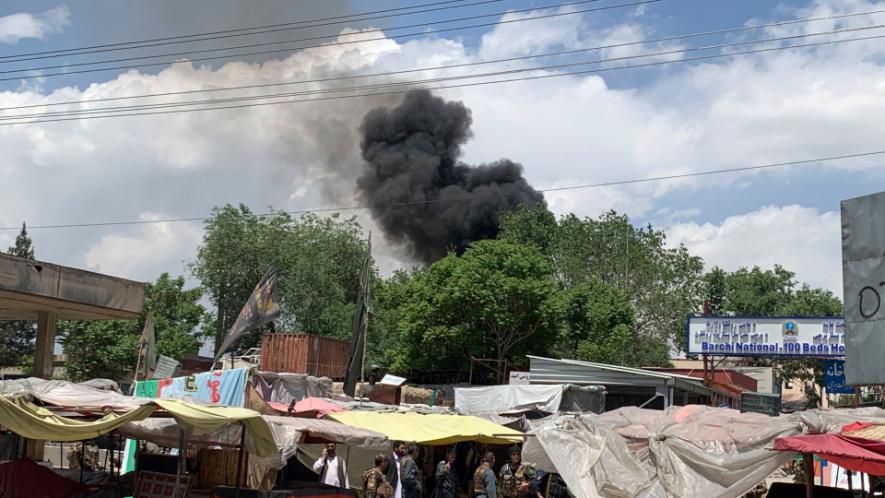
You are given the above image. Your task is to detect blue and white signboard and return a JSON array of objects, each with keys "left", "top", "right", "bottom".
[
  {"left": 824, "top": 360, "right": 854, "bottom": 394},
  {"left": 687, "top": 316, "right": 845, "bottom": 357}
]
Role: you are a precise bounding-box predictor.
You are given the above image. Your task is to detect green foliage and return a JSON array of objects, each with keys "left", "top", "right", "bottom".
[
  {"left": 564, "top": 281, "right": 671, "bottom": 367},
  {"left": 717, "top": 265, "right": 796, "bottom": 315},
  {"left": 8, "top": 222, "right": 34, "bottom": 259},
  {"left": 0, "top": 223, "right": 37, "bottom": 367},
  {"left": 366, "top": 270, "right": 413, "bottom": 368},
  {"left": 500, "top": 207, "right": 704, "bottom": 361},
  {"left": 61, "top": 273, "right": 208, "bottom": 382},
  {"left": 391, "top": 240, "right": 561, "bottom": 379},
  {"left": 191, "top": 205, "right": 370, "bottom": 353}
]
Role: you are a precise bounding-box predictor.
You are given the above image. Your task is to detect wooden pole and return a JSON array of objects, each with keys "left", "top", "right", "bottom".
[
  {"left": 359, "top": 314, "right": 369, "bottom": 401},
  {"left": 803, "top": 453, "right": 814, "bottom": 498},
  {"left": 235, "top": 422, "right": 246, "bottom": 497},
  {"left": 176, "top": 429, "right": 186, "bottom": 498}
]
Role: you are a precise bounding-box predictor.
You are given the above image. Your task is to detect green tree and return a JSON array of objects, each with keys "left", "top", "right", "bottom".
[
  {"left": 61, "top": 273, "right": 208, "bottom": 381},
  {"left": 392, "top": 240, "right": 561, "bottom": 379},
  {"left": 562, "top": 279, "right": 671, "bottom": 367},
  {"left": 703, "top": 267, "right": 727, "bottom": 315},
  {"left": 0, "top": 223, "right": 37, "bottom": 366},
  {"left": 720, "top": 265, "right": 795, "bottom": 315},
  {"left": 500, "top": 208, "right": 704, "bottom": 355},
  {"left": 366, "top": 270, "right": 413, "bottom": 368},
  {"left": 191, "top": 205, "right": 370, "bottom": 355},
  {"left": 8, "top": 222, "right": 34, "bottom": 259}
]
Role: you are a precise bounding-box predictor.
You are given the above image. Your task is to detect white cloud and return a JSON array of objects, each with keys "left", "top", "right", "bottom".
[
  {"left": 667, "top": 205, "right": 842, "bottom": 295},
  {"left": 2, "top": 1, "right": 884, "bottom": 281},
  {"left": 0, "top": 5, "right": 70, "bottom": 44},
  {"left": 83, "top": 213, "right": 202, "bottom": 282}
]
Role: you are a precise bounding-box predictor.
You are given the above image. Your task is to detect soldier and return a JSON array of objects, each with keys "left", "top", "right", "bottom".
[
  {"left": 364, "top": 454, "right": 394, "bottom": 498},
  {"left": 473, "top": 452, "right": 497, "bottom": 498},
  {"left": 499, "top": 447, "right": 536, "bottom": 498}
]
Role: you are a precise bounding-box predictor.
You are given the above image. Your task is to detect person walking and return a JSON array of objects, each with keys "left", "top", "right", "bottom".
[
  {"left": 364, "top": 454, "right": 394, "bottom": 498},
  {"left": 434, "top": 446, "right": 459, "bottom": 498},
  {"left": 401, "top": 443, "right": 421, "bottom": 498},
  {"left": 499, "top": 446, "right": 536, "bottom": 498},
  {"left": 312, "top": 442, "right": 350, "bottom": 488},
  {"left": 386, "top": 441, "right": 407, "bottom": 498},
  {"left": 473, "top": 452, "right": 497, "bottom": 498}
]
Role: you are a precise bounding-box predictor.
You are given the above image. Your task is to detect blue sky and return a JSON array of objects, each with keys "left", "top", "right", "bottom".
[{"left": 2, "top": 0, "right": 885, "bottom": 300}]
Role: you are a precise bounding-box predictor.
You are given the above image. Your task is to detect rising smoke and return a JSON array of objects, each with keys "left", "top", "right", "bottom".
[{"left": 357, "top": 90, "right": 544, "bottom": 263}]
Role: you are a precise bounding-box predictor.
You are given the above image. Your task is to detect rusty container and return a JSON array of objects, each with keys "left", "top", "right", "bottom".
[{"left": 259, "top": 333, "right": 350, "bottom": 379}]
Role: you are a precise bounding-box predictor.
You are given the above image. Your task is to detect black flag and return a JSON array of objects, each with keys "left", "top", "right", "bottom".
[
  {"left": 214, "top": 268, "right": 281, "bottom": 362},
  {"left": 344, "top": 236, "right": 373, "bottom": 397}
]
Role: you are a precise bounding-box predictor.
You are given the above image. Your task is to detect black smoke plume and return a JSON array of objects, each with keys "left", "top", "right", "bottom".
[{"left": 357, "top": 90, "right": 544, "bottom": 263}]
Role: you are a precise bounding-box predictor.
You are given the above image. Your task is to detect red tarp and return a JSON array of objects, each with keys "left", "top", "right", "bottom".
[
  {"left": 268, "top": 397, "right": 345, "bottom": 418},
  {"left": 0, "top": 458, "right": 95, "bottom": 497},
  {"left": 773, "top": 433, "right": 885, "bottom": 475}
]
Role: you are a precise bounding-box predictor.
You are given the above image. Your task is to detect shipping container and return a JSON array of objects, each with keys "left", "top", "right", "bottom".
[{"left": 259, "top": 333, "right": 350, "bottom": 379}]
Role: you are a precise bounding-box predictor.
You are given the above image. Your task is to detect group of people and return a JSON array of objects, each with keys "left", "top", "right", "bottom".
[{"left": 313, "top": 440, "right": 550, "bottom": 498}]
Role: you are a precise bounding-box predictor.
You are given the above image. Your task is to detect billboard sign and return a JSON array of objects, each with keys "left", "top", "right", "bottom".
[
  {"left": 824, "top": 360, "right": 854, "bottom": 394},
  {"left": 686, "top": 316, "right": 845, "bottom": 357},
  {"left": 841, "top": 191, "right": 885, "bottom": 385}
]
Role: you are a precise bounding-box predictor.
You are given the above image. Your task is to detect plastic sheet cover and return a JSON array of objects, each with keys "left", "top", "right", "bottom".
[
  {"left": 523, "top": 405, "right": 885, "bottom": 498},
  {"left": 252, "top": 371, "right": 333, "bottom": 405},
  {"left": 0, "top": 377, "right": 150, "bottom": 412},
  {"left": 455, "top": 384, "right": 563, "bottom": 415}
]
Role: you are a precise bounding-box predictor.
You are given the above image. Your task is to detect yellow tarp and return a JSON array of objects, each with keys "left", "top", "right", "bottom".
[
  {"left": 0, "top": 397, "right": 277, "bottom": 456},
  {"left": 155, "top": 399, "right": 277, "bottom": 457},
  {"left": 0, "top": 396, "right": 155, "bottom": 442},
  {"left": 328, "top": 411, "right": 523, "bottom": 446}
]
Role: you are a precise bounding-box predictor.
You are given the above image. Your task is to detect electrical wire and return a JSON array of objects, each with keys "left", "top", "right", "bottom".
[
  {"left": 2, "top": 7, "right": 881, "bottom": 112},
  {"left": 2, "top": 149, "right": 881, "bottom": 231},
  {"left": 0, "top": 0, "right": 493, "bottom": 62},
  {"left": 2, "top": 27, "right": 882, "bottom": 124},
  {"left": 0, "top": 0, "right": 659, "bottom": 81}
]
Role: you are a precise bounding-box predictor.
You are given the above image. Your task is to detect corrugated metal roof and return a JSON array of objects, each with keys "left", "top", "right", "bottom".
[{"left": 527, "top": 356, "right": 723, "bottom": 398}]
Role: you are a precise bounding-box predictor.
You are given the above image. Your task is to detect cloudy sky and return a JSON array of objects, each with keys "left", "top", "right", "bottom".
[{"left": 1, "top": 0, "right": 884, "bottom": 299}]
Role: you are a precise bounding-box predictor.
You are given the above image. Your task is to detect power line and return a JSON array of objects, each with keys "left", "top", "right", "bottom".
[
  {"left": 1, "top": 7, "right": 881, "bottom": 113},
  {"left": 6, "top": 23, "right": 882, "bottom": 120},
  {"left": 3, "top": 150, "right": 882, "bottom": 231},
  {"left": 0, "top": 0, "right": 492, "bottom": 63},
  {"left": 2, "top": 28, "right": 882, "bottom": 124},
  {"left": 1, "top": 0, "right": 658, "bottom": 81}
]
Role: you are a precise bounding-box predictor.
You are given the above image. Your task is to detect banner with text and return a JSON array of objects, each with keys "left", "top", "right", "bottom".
[{"left": 687, "top": 316, "right": 845, "bottom": 357}]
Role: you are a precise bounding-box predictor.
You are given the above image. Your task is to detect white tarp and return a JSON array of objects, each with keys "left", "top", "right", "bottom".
[
  {"left": 455, "top": 384, "right": 563, "bottom": 415},
  {"left": 0, "top": 377, "right": 151, "bottom": 412},
  {"left": 523, "top": 405, "right": 885, "bottom": 498}
]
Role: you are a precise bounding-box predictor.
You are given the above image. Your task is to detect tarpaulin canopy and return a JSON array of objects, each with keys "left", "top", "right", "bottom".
[
  {"left": 119, "top": 413, "right": 388, "bottom": 469},
  {"left": 0, "top": 377, "right": 150, "bottom": 412},
  {"left": 455, "top": 384, "right": 563, "bottom": 415},
  {"left": 268, "top": 397, "right": 346, "bottom": 418},
  {"left": 154, "top": 399, "right": 277, "bottom": 457},
  {"left": 0, "top": 396, "right": 277, "bottom": 457},
  {"left": 0, "top": 395, "right": 156, "bottom": 442},
  {"left": 772, "top": 433, "right": 885, "bottom": 475},
  {"left": 328, "top": 411, "right": 523, "bottom": 445}
]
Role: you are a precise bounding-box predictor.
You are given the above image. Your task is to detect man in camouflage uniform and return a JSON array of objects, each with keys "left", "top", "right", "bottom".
[
  {"left": 473, "top": 452, "right": 497, "bottom": 498},
  {"left": 364, "top": 454, "right": 393, "bottom": 498},
  {"left": 499, "top": 447, "right": 537, "bottom": 498}
]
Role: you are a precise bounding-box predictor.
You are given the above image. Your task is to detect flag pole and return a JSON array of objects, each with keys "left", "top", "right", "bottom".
[
  {"left": 131, "top": 336, "right": 145, "bottom": 395},
  {"left": 359, "top": 233, "right": 371, "bottom": 402}
]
